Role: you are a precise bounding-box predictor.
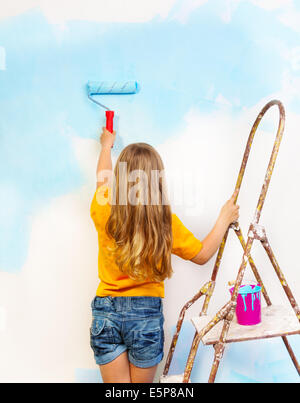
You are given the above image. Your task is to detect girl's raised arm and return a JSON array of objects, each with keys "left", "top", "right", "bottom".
[{"left": 96, "top": 127, "right": 116, "bottom": 189}]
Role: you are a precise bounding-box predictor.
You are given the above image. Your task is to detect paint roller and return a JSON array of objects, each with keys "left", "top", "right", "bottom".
[{"left": 86, "top": 81, "right": 139, "bottom": 134}]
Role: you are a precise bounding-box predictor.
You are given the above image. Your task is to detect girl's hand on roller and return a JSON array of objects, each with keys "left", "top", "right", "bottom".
[
  {"left": 100, "top": 127, "right": 116, "bottom": 149},
  {"left": 219, "top": 190, "right": 240, "bottom": 226}
]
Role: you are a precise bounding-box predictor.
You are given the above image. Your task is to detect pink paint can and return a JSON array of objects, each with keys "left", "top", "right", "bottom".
[{"left": 229, "top": 283, "right": 262, "bottom": 325}]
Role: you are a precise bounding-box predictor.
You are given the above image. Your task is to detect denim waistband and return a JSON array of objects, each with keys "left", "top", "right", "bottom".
[{"left": 92, "top": 296, "right": 162, "bottom": 312}]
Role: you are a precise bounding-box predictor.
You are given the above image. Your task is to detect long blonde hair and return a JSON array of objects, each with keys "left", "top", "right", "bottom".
[{"left": 106, "top": 143, "right": 174, "bottom": 282}]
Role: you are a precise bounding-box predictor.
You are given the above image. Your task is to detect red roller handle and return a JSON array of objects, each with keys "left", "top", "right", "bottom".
[{"left": 106, "top": 110, "right": 114, "bottom": 133}]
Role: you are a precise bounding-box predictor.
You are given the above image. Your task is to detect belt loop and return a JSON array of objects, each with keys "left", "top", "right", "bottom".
[
  {"left": 108, "top": 296, "right": 116, "bottom": 311},
  {"left": 128, "top": 297, "right": 132, "bottom": 311}
]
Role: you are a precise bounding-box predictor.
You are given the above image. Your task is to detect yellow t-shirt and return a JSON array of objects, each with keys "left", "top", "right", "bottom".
[{"left": 90, "top": 189, "right": 203, "bottom": 298}]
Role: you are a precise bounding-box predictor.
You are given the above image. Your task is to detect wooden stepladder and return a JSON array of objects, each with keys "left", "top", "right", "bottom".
[{"left": 160, "top": 100, "right": 300, "bottom": 383}]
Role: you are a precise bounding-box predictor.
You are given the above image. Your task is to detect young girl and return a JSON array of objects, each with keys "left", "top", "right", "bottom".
[{"left": 90, "top": 127, "right": 239, "bottom": 383}]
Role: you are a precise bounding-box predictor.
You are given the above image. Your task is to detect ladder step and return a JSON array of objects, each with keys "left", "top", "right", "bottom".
[
  {"left": 159, "top": 374, "right": 191, "bottom": 383},
  {"left": 191, "top": 305, "right": 300, "bottom": 345}
]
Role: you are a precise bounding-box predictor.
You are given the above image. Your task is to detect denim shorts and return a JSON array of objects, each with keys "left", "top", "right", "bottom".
[{"left": 90, "top": 296, "right": 165, "bottom": 368}]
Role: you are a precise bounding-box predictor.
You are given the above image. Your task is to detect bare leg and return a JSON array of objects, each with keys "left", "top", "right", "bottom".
[
  {"left": 129, "top": 362, "right": 158, "bottom": 383},
  {"left": 99, "top": 351, "right": 131, "bottom": 383}
]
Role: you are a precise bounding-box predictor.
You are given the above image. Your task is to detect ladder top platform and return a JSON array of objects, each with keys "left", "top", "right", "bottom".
[{"left": 191, "top": 305, "right": 300, "bottom": 345}]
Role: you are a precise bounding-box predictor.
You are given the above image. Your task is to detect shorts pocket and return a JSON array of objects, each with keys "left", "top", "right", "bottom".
[
  {"left": 90, "top": 317, "right": 106, "bottom": 336},
  {"left": 132, "top": 327, "right": 161, "bottom": 361},
  {"left": 90, "top": 318, "right": 115, "bottom": 355}
]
